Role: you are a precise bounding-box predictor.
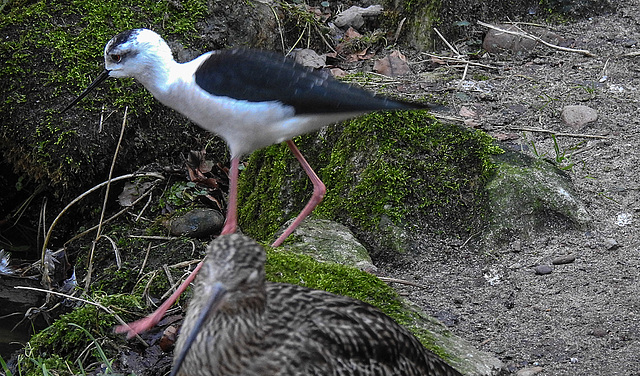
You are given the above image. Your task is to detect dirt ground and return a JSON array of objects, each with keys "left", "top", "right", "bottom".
[{"left": 376, "top": 1, "right": 640, "bottom": 375}]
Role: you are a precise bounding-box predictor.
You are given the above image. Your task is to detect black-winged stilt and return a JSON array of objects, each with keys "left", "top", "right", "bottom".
[
  {"left": 170, "top": 233, "right": 462, "bottom": 376},
  {"left": 63, "top": 29, "right": 426, "bottom": 338}
]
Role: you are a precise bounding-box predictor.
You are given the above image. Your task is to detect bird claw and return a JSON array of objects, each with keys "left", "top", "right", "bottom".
[{"left": 114, "top": 316, "right": 159, "bottom": 339}]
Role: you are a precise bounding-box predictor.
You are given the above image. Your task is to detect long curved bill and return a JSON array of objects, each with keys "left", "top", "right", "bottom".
[
  {"left": 61, "top": 69, "right": 111, "bottom": 113},
  {"left": 169, "top": 281, "right": 227, "bottom": 376}
]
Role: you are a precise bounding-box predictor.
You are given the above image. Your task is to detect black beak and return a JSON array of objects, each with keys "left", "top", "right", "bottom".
[
  {"left": 61, "top": 69, "right": 111, "bottom": 113},
  {"left": 169, "top": 281, "right": 227, "bottom": 376}
]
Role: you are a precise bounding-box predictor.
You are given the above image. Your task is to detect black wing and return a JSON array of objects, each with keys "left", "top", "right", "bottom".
[{"left": 194, "top": 49, "right": 420, "bottom": 114}]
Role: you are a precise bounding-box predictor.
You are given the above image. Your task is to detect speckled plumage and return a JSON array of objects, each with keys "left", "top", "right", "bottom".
[{"left": 171, "top": 234, "right": 462, "bottom": 376}]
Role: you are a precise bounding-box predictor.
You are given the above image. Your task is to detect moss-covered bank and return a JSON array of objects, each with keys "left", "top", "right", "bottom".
[
  {"left": 0, "top": 0, "right": 209, "bottom": 193},
  {"left": 12, "top": 236, "right": 458, "bottom": 375},
  {"left": 238, "top": 110, "right": 502, "bottom": 247}
]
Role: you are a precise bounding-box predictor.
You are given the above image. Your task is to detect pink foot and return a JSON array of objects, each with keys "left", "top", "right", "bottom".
[{"left": 115, "top": 260, "right": 204, "bottom": 338}]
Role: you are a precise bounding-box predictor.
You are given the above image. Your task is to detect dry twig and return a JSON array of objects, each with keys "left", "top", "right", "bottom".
[
  {"left": 418, "top": 53, "right": 499, "bottom": 70},
  {"left": 507, "top": 126, "right": 608, "bottom": 139},
  {"left": 15, "top": 286, "right": 147, "bottom": 346},
  {"left": 63, "top": 181, "right": 160, "bottom": 247},
  {"left": 85, "top": 107, "right": 129, "bottom": 287},
  {"left": 378, "top": 276, "right": 429, "bottom": 289},
  {"left": 478, "top": 21, "right": 595, "bottom": 57}
]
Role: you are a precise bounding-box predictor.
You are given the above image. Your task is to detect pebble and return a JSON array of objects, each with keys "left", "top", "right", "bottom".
[
  {"left": 552, "top": 254, "right": 576, "bottom": 265},
  {"left": 511, "top": 239, "right": 522, "bottom": 252},
  {"left": 292, "top": 49, "right": 325, "bottom": 69},
  {"left": 483, "top": 24, "right": 536, "bottom": 53},
  {"left": 516, "top": 366, "right": 544, "bottom": 376},
  {"left": 167, "top": 208, "right": 224, "bottom": 238},
  {"left": 603, "top": 238, "right": 620, "bottom": 250},
  {"left": 159, "top": 325, "right": 178, "bottom": 352},
  {"left": 592, "top": 328, "right": 607, "bottom": 337},
  {"left": 561, "top": 105, "right": 598, "bottom": 129},
  {"left": 333, "top": 5, "right": 382, "bottom": 28},
  {"left": 535, "top": 265, "right": 553, "bottom": 275}
]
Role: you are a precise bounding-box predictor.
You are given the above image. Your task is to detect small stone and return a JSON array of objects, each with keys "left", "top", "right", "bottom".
[
  {"left": 561, "top": 105, "right": 598, "bottom": 129},
  {"left": 535, "top": 265, "right": 553, "bottom": 275},
  {"left": 512, "top": 239, "right": 522, "bottom": 252},
  {"left": 167, "top": 208, "right": 224, "bottom": 238},
  {"left": 552, "top": 254, "right": 576, "bottom": 265},
  {"left": 333, "top": 5, "right": 383, "bottom": 28},
  {"left": 603, "top": 238, "right": 620, "bottom": 250},
  {"left": 592, "top": 328, "right": 607, "bottom": 337},
  {"left": 373, "top": 50, "right": 411, "bottom": 77},
  {"left": 159, "top": 325, "right": 178, "bottom": 352},
  {"left": 517, "top": 366, "right": 544, "bottom": 376},
  {"left": 292, "top": 49, "right": 326, "bottom": 69},
  {"left": 483, "top": 24, "right": 537, "bottom": 53},
  {"left": 615, "top": 212, "right": 633, "bottom": 227}
]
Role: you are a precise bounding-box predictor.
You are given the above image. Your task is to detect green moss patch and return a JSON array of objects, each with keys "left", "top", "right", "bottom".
[
  {"left": 22, "top": 294, "right": 139, "bottom": 375},
  {"left": 265, "top": 247, "right": 453, "bottom": 357},
  {"left": 0, "top": 0, "right": 208, "bottom": 193},
  {"left": 238, "top": 111, "right": 502, "bottom": 242}
]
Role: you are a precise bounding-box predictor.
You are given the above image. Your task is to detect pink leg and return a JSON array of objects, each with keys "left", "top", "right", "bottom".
[
  {"left": 115, "top": 260, "right": 204, "bottom": 339},
  {"left": 221, "top": 157, "right": 239, "bottom": 235},
  {"left": 115, "top": 159, "right": 241, "bottom": 338},
  {"left": 271, "top": 140, "right": 326, "bottom": 247}
]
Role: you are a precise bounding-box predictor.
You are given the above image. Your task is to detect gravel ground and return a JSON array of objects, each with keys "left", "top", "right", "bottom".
[{"left": 377, "top": 2, "right": 640, "bottom": 375}]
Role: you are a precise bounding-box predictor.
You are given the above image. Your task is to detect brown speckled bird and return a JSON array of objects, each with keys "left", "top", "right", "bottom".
[{"left": 170, "top": 234, "right": 463, "bottom": 376}]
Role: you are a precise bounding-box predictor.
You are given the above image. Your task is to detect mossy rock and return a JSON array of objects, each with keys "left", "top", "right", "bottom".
[
  {"left": 383, "top": 0, "right": 540, "bottom": 51},
  {"left": 278, "top": 218, "right": 377, "bottom": 272},
  {"left": 483, "top": 149, "right": 591, "bottom": 245},
  {"left": 238, "top": 111, "right": 502, "bottom": 253},
  {"left": 0, "top": 0, "right": 281, "bottom": 238}
]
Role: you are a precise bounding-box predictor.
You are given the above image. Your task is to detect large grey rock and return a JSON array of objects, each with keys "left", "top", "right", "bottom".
[
  {"left": 404, "top": 298, "right": 507, "bottom": 376},
  {"left": 278, "top": 218, "right": 377, "bottom": 272},
  {"left": 484, "top": 150, "right": 591, "bottom": 244}
]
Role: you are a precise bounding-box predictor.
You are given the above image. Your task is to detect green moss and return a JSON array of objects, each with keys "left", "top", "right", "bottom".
[
  {"left": 0, "top": 0, "right": 207, "bottom": 189},
  {"left": 238, "top": 111, "right": 502, "bottom": 242},
  {"left": 23, "top": 293, "right": 139, "bottom": 375},
  {"left": 381, "top": 0, "right": 442, "bottom": 50},
  {"left": 265, "top": 247, "right": 454, "bottom": 357},
  {"left": 237, "top": 143, "right": 297, "bottom": 240}
]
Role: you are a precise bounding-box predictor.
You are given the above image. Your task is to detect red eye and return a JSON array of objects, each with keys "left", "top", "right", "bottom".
[{"left": 111, "top": 54, "right": 122, "bottom": 63}]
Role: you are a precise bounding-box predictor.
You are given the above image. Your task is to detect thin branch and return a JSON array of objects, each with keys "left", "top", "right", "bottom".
[
  {"left": 621, "top": 51, "right": 640, "bottom": 57},
  {"left": 128, "top": 235, "right": 177, "bottom": 240},
  {"left": 63, "top": 181, "right": 160, "bottom": 247},
  {"left": 433, "top": 27, "right": 461, "bottom": 57},
  {"left": 393, "top": 17, "right": 407, "bottom": 44},
  {"left": 134, "top": 192, "right": 153, "bottom": 222},
  {"left": 418, "top": 53, "right": 499, "bottom": 70},
  {"left": 477, "top": 20, "right": 595, "bottom": 57},
  {"left": 101, "top": 235, "right": 122, "bottom": 269},
  {"left": 137, "top": 243, "right": 152, "bottom": 279},
  {"left": 378, "top": 276, "right": 429, "bottom": 289},
  {"left": 14, "top": 286, "right": 148, "bottom": 346},
  {"left": 85, "top": 107, "right": 128, "bottom": 291},
  {"left": 43, "top": 172, "right": 164, "bottom": 253},
  {"left": 503, "top": 21, "right": 558, "bottom": 30},
  {"left": 507, "top": 126, "right": 608, "bottom": 139}
]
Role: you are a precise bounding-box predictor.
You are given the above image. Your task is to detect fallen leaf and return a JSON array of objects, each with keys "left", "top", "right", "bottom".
[{"left": 373, "top": 50, "right": 411, "bottom": 77}]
